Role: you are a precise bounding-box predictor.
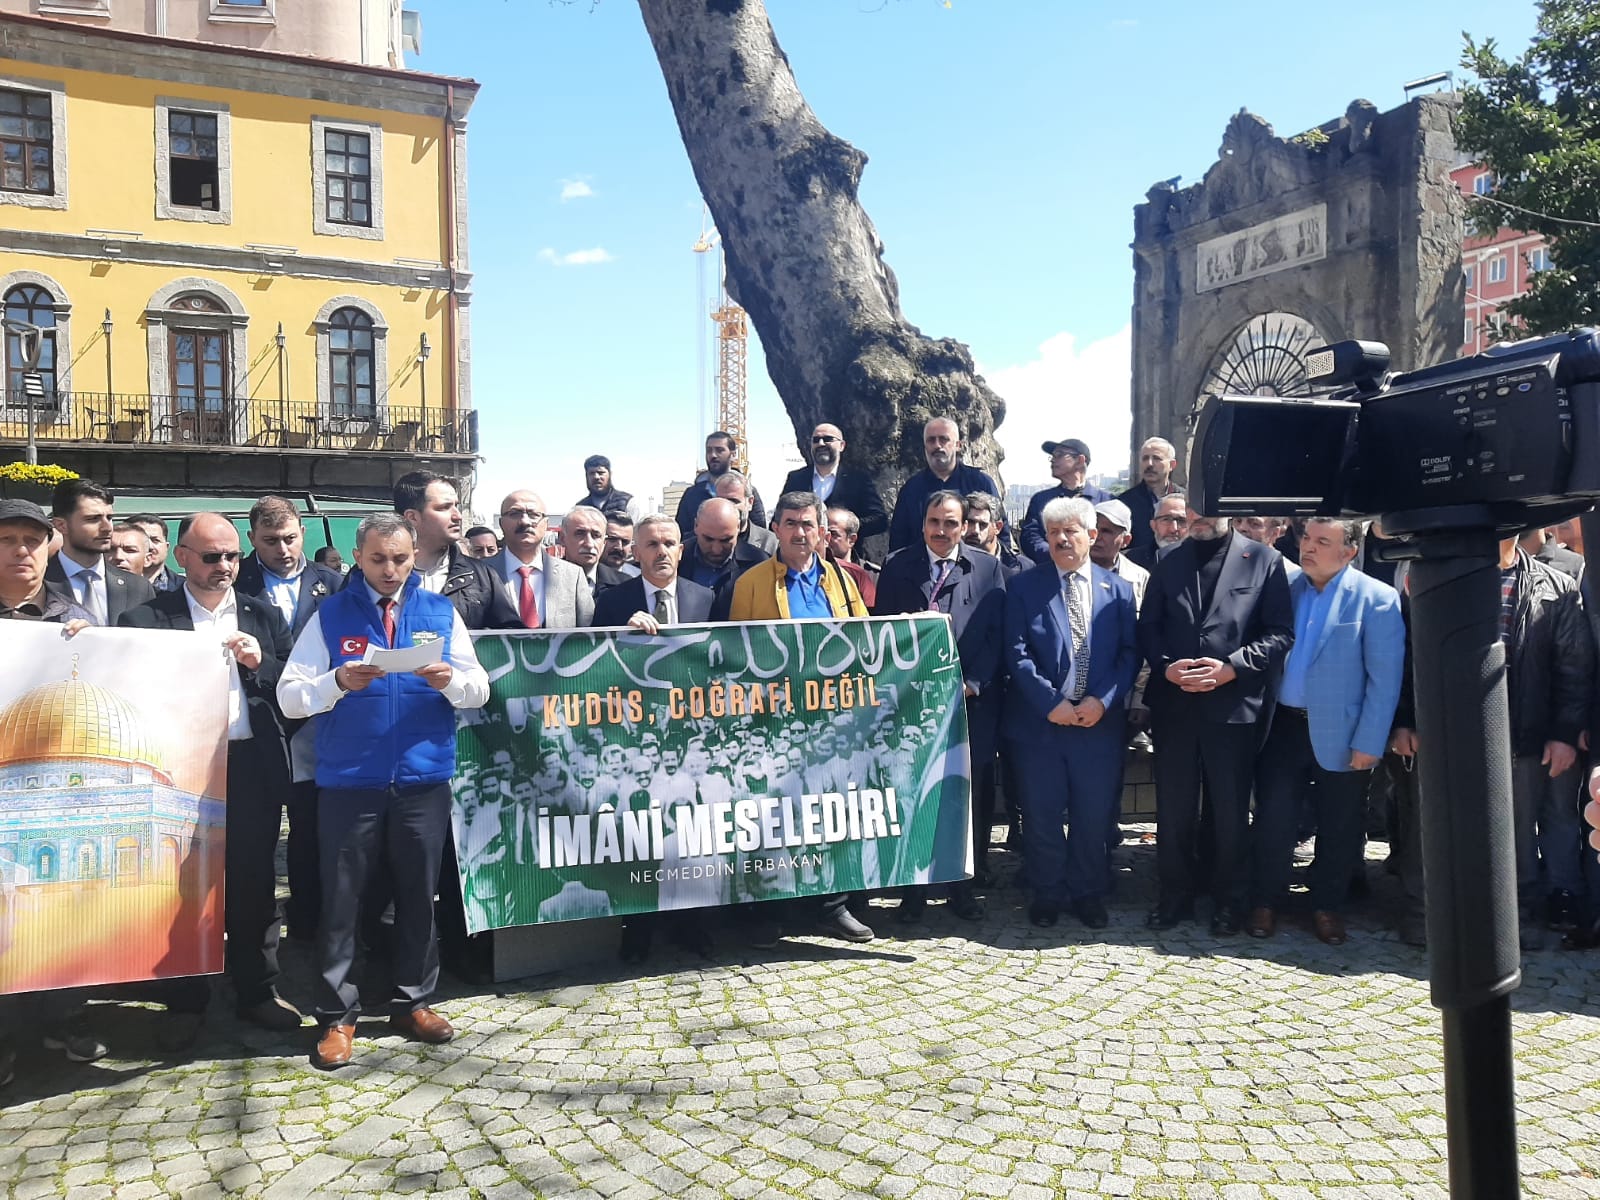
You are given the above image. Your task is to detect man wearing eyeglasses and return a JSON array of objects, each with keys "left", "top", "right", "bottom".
[
  {"left": 120, "top": 512, "right": 302, "bottom": 1033},
  {"left": 779, "top": 423, "right": 887, "bottom": 544},
  {"left": 485, "top": 490, "right": 594, "bottom": 630},
  {"left": 1126, "top": 492, "right": 1190, "bottom": 573},
  {"left": 1019, "top": 439, "right": 1112, "bottom": 564}
]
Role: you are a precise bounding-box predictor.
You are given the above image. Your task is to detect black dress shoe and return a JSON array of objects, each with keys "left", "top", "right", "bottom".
[
  {"left": 948, "top": 886, "right": 985, "bottom": 921},
  {"left": 1072, "top": 898, "right": 1109, "bottom": 929},
  {"left": 1028, "top": 902, "right": 1059, "bottom": 928},
  {"left": 1146, "top": 899, "right": 1193, "bottom": 930},
  {"left": 1210, "top": 904, "right": 1243, "bottom": 936},
  {"left": 618, "top": 922, "right": 652, "bottom": 964}
]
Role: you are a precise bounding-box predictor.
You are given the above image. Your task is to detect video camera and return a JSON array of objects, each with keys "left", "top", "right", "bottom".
[{"left": 1189, "top": 327, "right": 1600, "bottom": 536}]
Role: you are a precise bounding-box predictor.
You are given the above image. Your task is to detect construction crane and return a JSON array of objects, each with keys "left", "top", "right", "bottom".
[{"left": 692, "top": 208, "right": 749, "bottom": 473}]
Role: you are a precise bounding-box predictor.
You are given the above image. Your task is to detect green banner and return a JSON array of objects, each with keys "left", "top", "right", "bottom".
[{"left": 452, "top": 616, "right": 972, "bottom": 931}]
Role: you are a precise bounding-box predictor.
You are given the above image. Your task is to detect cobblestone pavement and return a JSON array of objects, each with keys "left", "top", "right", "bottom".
[{"left": 4, "top": 831, "right": 1600, "bottom": 1200}]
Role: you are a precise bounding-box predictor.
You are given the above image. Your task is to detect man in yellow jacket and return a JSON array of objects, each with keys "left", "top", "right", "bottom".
[{"left": 728, "top": 491, "right": 871, "bottom": 945}]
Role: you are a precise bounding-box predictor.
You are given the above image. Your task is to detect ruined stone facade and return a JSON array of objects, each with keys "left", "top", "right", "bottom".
[{"left": 1130, "top": 96, "right": 1466, "bottom": 476}]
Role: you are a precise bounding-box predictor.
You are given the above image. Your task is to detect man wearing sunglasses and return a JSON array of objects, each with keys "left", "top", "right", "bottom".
[
  {"left": 120, "top": 512, "right": 301, "bottom": 1033},
  {"left": 778, "top": 423, "right": 887, "bottom": 545}
]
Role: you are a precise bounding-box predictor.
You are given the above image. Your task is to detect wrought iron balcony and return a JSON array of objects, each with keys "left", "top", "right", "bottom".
[{"left": 0, "top": 391, "right": 478, "bottom": 456}]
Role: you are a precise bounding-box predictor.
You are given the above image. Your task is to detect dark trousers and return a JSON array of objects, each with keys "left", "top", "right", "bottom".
[
  {"left": 283, "top": 780, "right": 321, "bottom": 935},
  {"left": 1153, "top": 715, "right": 1257, "bottom": 908},
  {"left": 225, "top": 735, "right": 291, "bottom": 1007},
  {"left": 1388, "top": 750, "right": 1425, "bottom": 918},
  {"left": 1250, "top": 710, "right": 1370, "bottom": 913},
  {"left": 315, "top": 781, "right": 451, "bottom": 1025},
  {"left": 1014, "top": 722, "right": 1124, "bottom": 906}
]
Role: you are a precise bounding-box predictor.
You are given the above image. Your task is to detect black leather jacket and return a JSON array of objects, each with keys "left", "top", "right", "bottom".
[{"left": 1505, "top": 551, "right": 1593, "bottom": 756}]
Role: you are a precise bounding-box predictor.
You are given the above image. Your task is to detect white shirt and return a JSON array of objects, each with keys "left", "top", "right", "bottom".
[
  {"left": 415, "top": 553, "right": 451, "bottom": 595},
  {"left": 496, "top": 547, "right": 547, "bottom": 627},
  {"left": 260, "top": 556, "right": 306, "bottom": 628},
  {"left": 642, "top": 579, "right": 677, "bottom": 623},
  {"left": 184, "top": 586, "right": 252, "bottom": 740},
  {"left": 276, "top": 582, "right": 489, "bottom": 719},
  {"left": 811, "top": 469, "right": 837, "bottom": 504},
  {"left": 59, "top": 552, "right": 107, "bottom": 624}
]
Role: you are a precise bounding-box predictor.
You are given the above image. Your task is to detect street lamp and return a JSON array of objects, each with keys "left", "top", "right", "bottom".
[
  {"left": 101, "top": 308, "right": 113, "bottom": 400},
  {"left": 418, "top": 331, "right": 431, "bottom": 445},
  {"left": 275, "top": 322, "right": 287, "bottom": 444}
]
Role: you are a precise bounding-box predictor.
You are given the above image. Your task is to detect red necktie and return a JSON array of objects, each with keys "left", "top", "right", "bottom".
[
  {"left": 379, "top": 596, "right": 397, "bottom": 646},
  {"left": 518, "top": 564, "right": 540, "bottom": 629}
]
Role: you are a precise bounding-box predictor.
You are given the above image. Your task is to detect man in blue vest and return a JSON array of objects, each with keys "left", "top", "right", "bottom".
[{"left": 278, "top": 511, "right": 489, "bottom": 1070}]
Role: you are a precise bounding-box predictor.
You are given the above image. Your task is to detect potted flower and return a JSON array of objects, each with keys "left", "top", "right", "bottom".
[{"left": 0, "top": 462, "right": 80, "bottom": 504}]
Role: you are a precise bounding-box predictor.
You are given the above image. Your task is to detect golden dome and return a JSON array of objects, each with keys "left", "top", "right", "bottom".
[{"left": 0, "top": 678, "right": 168, "bottom": 777}]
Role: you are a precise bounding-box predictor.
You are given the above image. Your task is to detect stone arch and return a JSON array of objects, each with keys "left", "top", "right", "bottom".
[
  {"left": 312, "top": 295, "right": 391, "bottom": 426},
  {"left": 143, "top": 276, "right": 250, "bottom": 440},
  {"left": 1, "top": 267, "right": 74, "bottom": 404}
]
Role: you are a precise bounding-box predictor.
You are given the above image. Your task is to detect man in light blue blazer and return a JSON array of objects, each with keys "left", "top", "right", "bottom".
[
  {"left": 1248, "top": 517, "right": 1404, "bottom": 945},
  {"left": 1004, "top": 495, "right": 1139, "bottom": 929}
]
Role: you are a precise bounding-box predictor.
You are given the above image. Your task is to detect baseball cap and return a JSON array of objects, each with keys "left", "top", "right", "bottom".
[
  {"left": 1042, "top": 438, "right": 1091, "bottom": 460},
  {"left": 1094, "top": 499, "right": 1132, "bottom": 530},
  {"left": 0, "top": 499, "right": 52, "bottom": 531}
]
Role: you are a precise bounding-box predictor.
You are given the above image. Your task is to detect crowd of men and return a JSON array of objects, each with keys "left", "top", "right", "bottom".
[{"left": 5, "top": 416, "right": 1600, "bottom": 1082}]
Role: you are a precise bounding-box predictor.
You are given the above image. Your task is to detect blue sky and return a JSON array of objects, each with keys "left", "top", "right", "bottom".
[{"left": 409, "top": 0, "right": 1536, "bottom": 519}]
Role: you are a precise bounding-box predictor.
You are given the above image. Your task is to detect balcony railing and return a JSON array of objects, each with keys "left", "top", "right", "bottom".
[{"left": 0, "top": 391, "right": 478, "bottom": 456}]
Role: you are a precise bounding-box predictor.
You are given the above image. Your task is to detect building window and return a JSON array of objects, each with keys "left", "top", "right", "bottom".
[
  {"left": 0, "top": 86, "right": 53, "bottom": 194},
  {"left": 0, "top": 75, "right": 66, "bottom": 210},
  {"left": 1464, "top": 316, "right": 1475, "bottom": 346},
  {"left": 209, "top": 0, "right": 274, "bottom": 23},
  {"left": 1464, "top": 264, "right": 1476, "bottom": 291},
  {"left": 37, "top": 0, "right": 113, "bottom": 16},
  {"left": 155, "top": 97, "right": 231, "bottom": 224},
  {"left": 328, "top": 308, "right": 376, "bottom": 418},
  {"left": 3, "top": 284, "right": 58, "bottom": 407},
  {"left": 311, "top": 117, "right": 384, "bottom": 240},
  {"left": 1472, "top": 172, "right": 1494, "bottom": 196},
  {"left": 314, "top": 296, "right": 389, "bottom": 427},
  {"left": 143, "top": 277, "right": 249, "bottom": 445},
  {"left": 1487, "top": 255, "right": 1507, "bottom": 284},
  {"left": 1527, "top": 246, "right": 1552, "bottom": 274}
]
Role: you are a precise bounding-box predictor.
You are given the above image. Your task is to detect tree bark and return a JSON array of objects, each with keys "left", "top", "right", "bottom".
[{"left": 636, "top": 0, "right": 1006, "bottom": 525}]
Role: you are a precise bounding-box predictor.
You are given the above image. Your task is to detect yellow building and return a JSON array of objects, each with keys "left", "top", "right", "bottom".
[{"left": 0, "top": 11, "right": 479, "bottom": 502}]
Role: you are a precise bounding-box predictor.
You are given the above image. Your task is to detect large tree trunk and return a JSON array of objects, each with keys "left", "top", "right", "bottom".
[{"left": 636, "top": 0, "right": 1006, "bottom": 529}]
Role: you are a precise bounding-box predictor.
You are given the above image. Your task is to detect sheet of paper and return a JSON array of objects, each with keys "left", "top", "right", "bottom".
[{"left": 360, "top": 638, "right": 445, "bottom": 672}]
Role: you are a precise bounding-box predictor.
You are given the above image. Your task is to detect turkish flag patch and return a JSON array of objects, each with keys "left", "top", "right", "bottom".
[{"left": 339, "top": 635, "right": 370, "bottom": 657}]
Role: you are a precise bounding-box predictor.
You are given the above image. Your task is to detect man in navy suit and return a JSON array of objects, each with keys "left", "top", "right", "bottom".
[
  {"left": 592, "top": 514, "right": 715, "bottom": 962},
  {"left": 1138, "top": 506, "right": 1294, "bottom": 934},
  {"left": 1247, "top": 518, "right": 1404, "bottom": 945},
  {"left": 873, "top": 490, "right": 1006, "bottom": 921},
  {"left": 47, "top": 478, "right": 155, "bottom": 625},
  {"left": 1004, "top": 496, "right": 1139, "bottom": 928}
]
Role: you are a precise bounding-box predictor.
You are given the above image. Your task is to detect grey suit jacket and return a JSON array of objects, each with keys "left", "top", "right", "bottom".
[{"left": 485, "top": 548, "right": 595, "bottom": 629}]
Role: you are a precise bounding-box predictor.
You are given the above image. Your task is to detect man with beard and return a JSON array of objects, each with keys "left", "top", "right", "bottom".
[
  {"left": 576, "top": 454, "right": 645, "bottom": 524},
  {"left": 108, "top": 522, "right": 152, "bottom": 576},
  {"left": 125, "top": 513, "right": 184, "bottom": 592},
  {"left": 888, "top": 418, "right": 1000, "bottom": 553},
  {"left": 682, "top": 497, "right": 769, "bottom": 616},
  {"left": 559, "top": 505, "right": 627, "bottom": 596},
  {"left": 393, "top": 471, "right": 497, "bottom": 629},
  {"left": 1126, "top": 492, "right": 1189, "bottom": 573},
  {"left": 464, "top": 527, "right": 499, "bottom": 559},
  {"left": 674, "top": 431, "right": 767, "bottom": 538},
  {"left": 601, "top": 514, "right": 637, "bottom": 574},
  {"left": 823, "top": 507, "right": 877, "bottom": 607},
  {"left": 1137, "top": 506, "right": 1293, "bottom": 934},
  {"left": 1115, "top": 437, "right": 1182, "bottom": 553},
  {"left": 964, "top": 492, "right": 1030, "bottom": 578},
  {"left": 779, "top": 422, "right": 886, "bottom": 542},
  {"left": 486, "top": 490, "right": 593, "bottom": 629},
  {"left": 47, "top": 479, "right": 154, "bottom": 624},
  {"left": 1020, "top": 438, "right": 1111, "bottom": 563}
]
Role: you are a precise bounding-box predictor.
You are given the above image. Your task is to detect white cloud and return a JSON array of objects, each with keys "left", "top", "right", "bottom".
[
  {"left": 984, "top": 325, "right": 1133, "bottom": 487},
  {"left": 536, "top": 246, "right": 615, "bottom": 267},
  {"left": 559, "top": 177, "right": 595, "bottom": 202}
]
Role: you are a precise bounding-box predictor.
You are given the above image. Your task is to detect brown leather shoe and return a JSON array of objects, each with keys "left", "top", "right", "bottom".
[
  {"left": 312, "top": 1023, "right": 357, "bottom": 1070},
  {"left": 1313, "top": 910, "right": 1348, "bottom": 946},
  {"left": 391, "top": 1007, "right": 454, "bottom": 1044},
  {"left": 1246, "top": 906, "right": 1276, "bottom": 938}
]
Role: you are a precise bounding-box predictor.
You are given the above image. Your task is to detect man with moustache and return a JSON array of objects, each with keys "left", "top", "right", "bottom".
[
  {"left": 779, "top": 423, "right": 887, "bottom": 542},
  {"left": 1125, "top": 492, "right": 1189, "bottom": 573},
  {"left": 463, "top": 527, "right": 499, "bottom": 559},
  {"left": 393, "top": 471, "right": 497, "bottom": 629},
  {"left": 874, "top": 491, "right": 1006, "bottom": 921},
  {"left": 889, "top": 417, "right": 1000, "bottom": 554},
  {"left": 576, "top": 454, "right": 645, "bottom": 524},
  {"left": 1115, "top": 437, "right": 1182, "bottom": 553},
  {"left": 486, "top": 490, "right": 593, "bottom": 629},
  {"left": 47, "top": 478, "right": 154, "bottom": 625},
  {"left": 715, "top": 471, "right": 778, "bottom": 555},
  {"left": 681, "top": 496, "right": 769, "bottom": 618},
  {"left": 108, "top": 522, "right": 152, "bottom": 577},
  {"left": 729, "top": 491, "right": 871, "bottom": 945},
  {"left": 592, "top": 515, "right": 718, "bottom": 962},
  {"left": 964, "top": 492, "right": 1030, "bottom": 578},
  {"left": 602, "top": 514, "right": 637, "bottom": 574},
  {"left": 235, "top": 495, "right": 343, "bottom": 940},
  {"left": 1090, "top": 499, "right": 1149, "bottom": 609},
  {"left": 822, "top": 507, "right": 877, "bottom": 608},
  {"left": 125, "top": 513, "right": 184, "bottom": 592},
  {"left": 1020, "top": 438, "right": 1111, "bottom": 563},
  {"left": 674, "top": 431, "right": 767, "bottom": 538},
  {"left": 1138, "top": 506, "right": 1294, "bottom": 934},
  {"left": 278, "top": 512, "right": 489, "bottom": 1069},
  {"left": 121, "top": 512, "right": 301, "bottom": 1030},
  {"left": 559, "top": 505, "right": 628, "bottom": 596}
]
